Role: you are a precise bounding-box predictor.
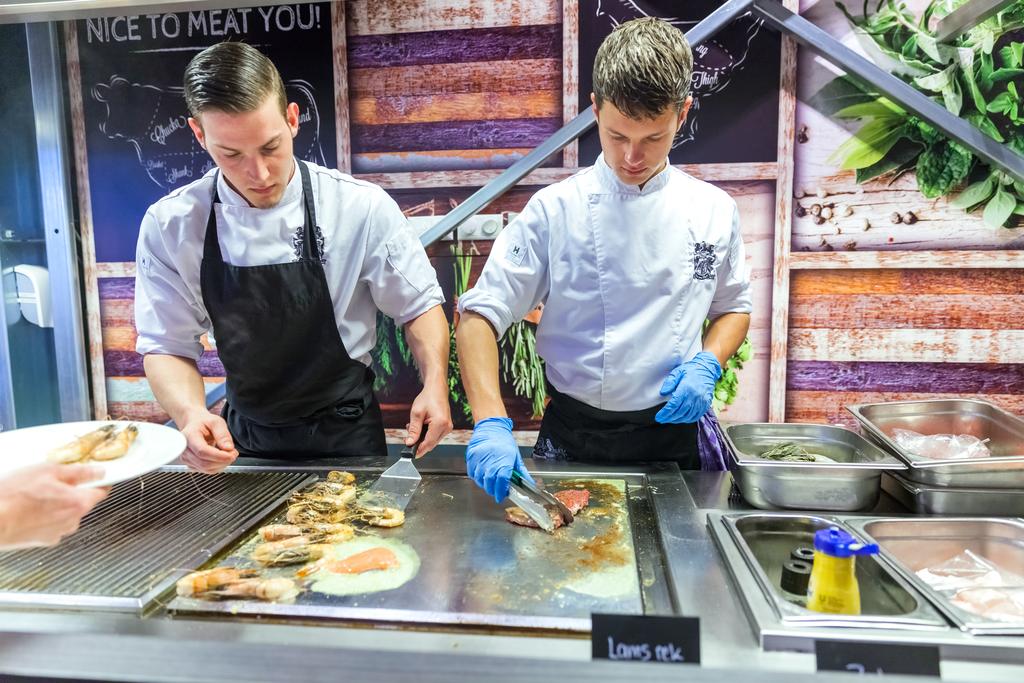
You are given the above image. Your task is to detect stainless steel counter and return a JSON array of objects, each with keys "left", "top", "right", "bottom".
[{"left": 0, "top": 452, "right": 1021, "bottom": 682}]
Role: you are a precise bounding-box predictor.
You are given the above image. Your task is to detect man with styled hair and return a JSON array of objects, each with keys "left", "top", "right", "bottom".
[
  {"left": 457, "top": 18, "right": 752, "bottom": 502},
  {"left": 136, "top": 41, "right": 452, "bottom": 471}
]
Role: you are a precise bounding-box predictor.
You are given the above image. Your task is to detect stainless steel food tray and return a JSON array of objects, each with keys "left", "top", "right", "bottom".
[
  {"left": 721, "top": 422, "right": 905, "bottom": 511},
  {"left": 847, "top": 399, "right": 1024, "bottom": 488},
  {"left": 709, "top": 511, "right": 1024, "bottom": 661},
  {"left": 718, "top": 512, "right": 947, "bottom": 630},
  {"left": 848, "top": 518, "right": 1024, "bottom": 635},
  {"left": 882, "top": 471, "right": 1024, "bottom": 516}
]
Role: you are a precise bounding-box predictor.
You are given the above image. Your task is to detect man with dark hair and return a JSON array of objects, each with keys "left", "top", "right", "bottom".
[
  {"left": 136, "top": 42, "right": 451, "bottom": 472},
  {"left": 456, "top": 18, "right": 751, "bottom": 502}
]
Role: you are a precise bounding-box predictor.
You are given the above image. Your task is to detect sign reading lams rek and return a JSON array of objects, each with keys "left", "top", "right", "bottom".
[{"left": 75, "top": 3, "right": 336, "bottom": 264}]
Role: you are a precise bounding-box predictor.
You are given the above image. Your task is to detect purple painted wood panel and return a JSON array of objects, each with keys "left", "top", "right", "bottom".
[
  {"left": 105, "top": 349, "right": 225, "bottom": 377},
  {"left": 351, "top": 117, "right": 562, "bottom": 153},
  {"left": 787, "top": 361, "right": 1024, "bottom": 394},
  {"left": 348, "top": 25, "right": 561, "bottom": 69},
  {"left": 98, "top": 277, "right": 134, "bottom": 300}
]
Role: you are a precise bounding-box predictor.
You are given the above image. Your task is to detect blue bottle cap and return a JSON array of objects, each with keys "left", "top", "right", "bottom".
[{"left": 814, "top": 527, "right": 880, "bottom": 558}]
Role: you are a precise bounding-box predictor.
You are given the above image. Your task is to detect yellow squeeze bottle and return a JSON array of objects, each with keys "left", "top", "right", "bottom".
[{"left": 806, "top": 527, "right": 879, "bottom": 616}]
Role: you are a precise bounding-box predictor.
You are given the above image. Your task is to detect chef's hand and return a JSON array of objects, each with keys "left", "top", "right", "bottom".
[
  {"left": 406, "top": 382, "right": 453, "bottom": 458},
  {"left": 466, "top": 417, "right": 534, "bottom": 503},
  {"left": 0, "top": 463, "right": 109, "bottom": 550},
  {"left": 179, "top": 410, "right": 239, "bottom": 474},
  {"left": 654, "top": 351, "right": 722, "bottom": 424}
]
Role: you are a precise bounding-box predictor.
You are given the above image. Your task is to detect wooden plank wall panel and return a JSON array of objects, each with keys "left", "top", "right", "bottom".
[
  {"left": 65, "top": 22, "right": 108, "bottom": 419},
  {"left": 718, "top": 181, "right": 776, "bottom": 423},
  {"left": 97, "top": 272, "right": 224, "bottom": 423},
  {"left": 347, "top": 10, "right": 563, "bottom": 173},
  {"left": 786, "top": 269, "right": 1024, "bottom": 424},
  {"left": 767, "top": 0, "right": 800, "bottom": 422},
  {"left": 346, "top": 0, "right": 560, "bottom": 35}
]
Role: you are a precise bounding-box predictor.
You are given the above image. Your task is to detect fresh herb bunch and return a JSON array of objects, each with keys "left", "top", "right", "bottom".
[
  {"left": 370, "top": 312, "right": 414, "bottom": 394},
  {"left": 500, "top": 320, "right": 547, "bottom": 418},
  {"left": 829, "top": 0, "right": 1024, "bottom": 228},
  {"left": 713, "top": 334, "right": 753, "bottom": 412},
  {"left": 759, "top": 441, "right": 818, "bottom": 462},
  {"left": 448, "top": 242, "right": 475, "bottom": 421}
]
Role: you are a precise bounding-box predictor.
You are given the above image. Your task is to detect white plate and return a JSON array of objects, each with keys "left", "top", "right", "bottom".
[{"left": 0, "top": 420, "right": 186, "bottom": 487}]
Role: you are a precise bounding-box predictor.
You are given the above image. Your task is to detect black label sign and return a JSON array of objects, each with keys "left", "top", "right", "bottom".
[
  {"left": 816, "top": 640, "right": 941, "bottom": 677},
  {"left": 591, "top": 614, "right": 700, "bottom": 665}
]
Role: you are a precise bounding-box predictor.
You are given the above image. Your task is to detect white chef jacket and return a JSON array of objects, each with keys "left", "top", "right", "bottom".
[
  {"left": 458, "top": 153, "right": 752, "bottom": 412},
  {"left": 135, "top": 161, "right": 444, "bottom": 366}
]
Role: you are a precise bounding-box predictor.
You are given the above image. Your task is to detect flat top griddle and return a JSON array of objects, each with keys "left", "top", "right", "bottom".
[{"left": 171, "top": 474, "right": 643, "bottom": 631}]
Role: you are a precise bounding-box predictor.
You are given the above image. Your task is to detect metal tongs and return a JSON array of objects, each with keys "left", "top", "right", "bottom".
[{"left": 507, "top": 469, "right": 574, "bottom": 533}]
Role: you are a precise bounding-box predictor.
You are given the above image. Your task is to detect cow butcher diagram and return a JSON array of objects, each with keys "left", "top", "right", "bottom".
[
  {"left": 91, "top": 75, "right": 327, "bottom": 191},
  {"left": 593, "top": 0, "right": 764, "bottom": 149}
]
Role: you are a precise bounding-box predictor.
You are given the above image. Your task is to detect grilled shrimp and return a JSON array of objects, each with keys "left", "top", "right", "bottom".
[
  {"left": 286, "top": 504, "right": 348, "bottom": 524},
  {"left": 47, "top": 425, "right": 116, "bottom": 464},
  {"left": 305, "top": 481, "right": 357, "bottom": 499},
  {"left": 357, "top": 505, "right": 405, "bottom": 528},
  {"left": 253, "top": 542, "right": 332, "bottom": 567},
  {"left": 176, "top": 567, "right": 258, "bottom": 597},
  {"left": 204, "top": 577, "right": 299, "bottom": 602},
  {"left": 251, "top": 533, "right": 355, "bottom": 566},
  {"left": 285, "top": 493, "right": 352, "bottom": 524},
  {"left": 90, "top": 424, "right": 139, "bottom": 461},
  {"left": 259, "top": 523, "right": 354, "bottom": 542},
  {"left": 289, "top": 491, "right": 355, "bottom": 509},
  {"left": 326, "top": 471, "right": 355, "bottom": 485}
]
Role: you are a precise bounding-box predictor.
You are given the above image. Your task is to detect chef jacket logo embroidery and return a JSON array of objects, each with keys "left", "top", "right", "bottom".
[
  {"left": 693, "top": 241, "right": 716, "bottom": 280},
  {"left": 506, "top": 241, "right": 526, "bottom": 266},
  {"left": 292, "top": 225, "right": 327, "bottom": 264}
]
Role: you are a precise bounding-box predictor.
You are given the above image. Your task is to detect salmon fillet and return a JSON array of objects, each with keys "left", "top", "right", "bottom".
[
  {"left": 505, "top": 489, "right": 590, "bottom": 529},
  {"left": 323, "top": 547, "right": 399, "bottom": 574}
]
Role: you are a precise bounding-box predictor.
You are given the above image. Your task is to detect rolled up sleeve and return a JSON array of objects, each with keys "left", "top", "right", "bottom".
[
  {"left": 457, "top": 197, "right": 549, "bottom": 339},
  {"left": 134, "top": 211, "right": 209, "bottom": 361},
  {"left": 363, "top": 189, "right": 445, "bottom": 325},
  {"left": 707, "top": 201, "right": 753, "bottom": 319}
]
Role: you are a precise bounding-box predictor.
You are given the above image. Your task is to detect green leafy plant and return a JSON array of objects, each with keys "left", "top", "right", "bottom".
[
  {"left": 828, "top": 0, "right": 1024, "bottom": 228},
  {"left": 711, "top": 330, "right": 754, "bottom": 413}
]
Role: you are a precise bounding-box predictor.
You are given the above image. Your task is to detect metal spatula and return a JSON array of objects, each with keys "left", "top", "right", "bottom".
[{"left": 357, "top": 431, "right": 425, "bottom": 512}]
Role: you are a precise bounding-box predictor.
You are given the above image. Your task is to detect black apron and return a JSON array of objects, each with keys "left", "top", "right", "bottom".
[
  {"left": 532, "top": 382, "right": 700, "bottom": 468},
  {"left": 199, "top": 160, "right": 386, "bottom": 459}
]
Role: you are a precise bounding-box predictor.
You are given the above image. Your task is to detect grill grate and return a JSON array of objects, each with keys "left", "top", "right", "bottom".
[{"left": 0, "top": 470, "right": 311, "bottom": 612}]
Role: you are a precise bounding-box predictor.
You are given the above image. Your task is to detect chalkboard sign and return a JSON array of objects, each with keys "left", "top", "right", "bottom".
[
  {"left": 591, "top": 613, "right": 701, "bottom": 664},
  {"left": 577, "top": 0, "right": 781, "bottom": 166},
  {"left": 815, "top": 640, "right": 941, "bottom": 677},
  {"left": 75, "top": 3, "right": 337, "bottom": 263}
]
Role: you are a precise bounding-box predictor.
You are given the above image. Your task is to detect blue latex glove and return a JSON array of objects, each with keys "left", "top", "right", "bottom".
[
  {"left": 466, "top": 417, "right": 534, "bottom": 503},
  {"left": 654, "top": 351, "right": 723, "bottom": 424}
]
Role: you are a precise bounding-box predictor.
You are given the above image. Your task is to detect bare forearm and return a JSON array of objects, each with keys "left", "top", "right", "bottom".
[
  {"left": 456, "top": 312, "right": 507, "bottom": 422},
  {"left": 403, "top": 304, "right": 449, "bottom": 387},
  {"left": 703, "top": 312, "right": 750, "bottom": 367},
  {"left": 143, "top": 353, "right": 209, "bottom": 426}
]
